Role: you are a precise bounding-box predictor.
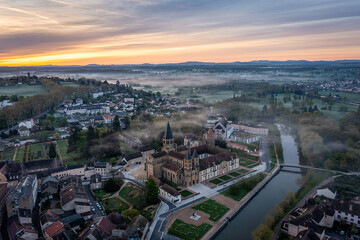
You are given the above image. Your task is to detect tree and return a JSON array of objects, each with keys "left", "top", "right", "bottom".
[
  {"left": 251, "top": 224, "right": 273, "bottom": 240},
  {"left": 87, "top": 126, "right": 95, "bottom": 141},
  {"left": 48, "top": 143, "right": 57, "bottom": 158},
  {"left": 215, "top": 139, "right": 227, "bottom": 149},
  {"left": 113, "top": 115, "right": 120, "bottom": 131},
  {"left": 145, "top": 178, "right": 159, "bottom": 205},
  {"left": 122, "top": 209, "right": 140, "bottom": 223},
  {"left": 104, "top": 178, "right": 120, "bottom": 193},
  {"left": 36, "top": 131, "right": 50, "bottom": 142},
  {"left": 123, "top": 116, "right": 130, "bottom": 129}
]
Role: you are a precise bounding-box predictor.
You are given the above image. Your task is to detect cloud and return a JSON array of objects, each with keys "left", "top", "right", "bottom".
[{"left": 0, "top": 0, "right": 359, "bottom": 65}]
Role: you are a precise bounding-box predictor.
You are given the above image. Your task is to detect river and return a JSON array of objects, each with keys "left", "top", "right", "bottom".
[{"left": 215, "top": 125, "right": 302, "bottom": 240}]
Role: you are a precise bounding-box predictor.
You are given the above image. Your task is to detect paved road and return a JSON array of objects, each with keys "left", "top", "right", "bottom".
[
  {"left": 259, "top": 136, "right": 271, "bottom": 172},
  {"left": 83, "top": 184, "right": 104, "bottom": 221}
]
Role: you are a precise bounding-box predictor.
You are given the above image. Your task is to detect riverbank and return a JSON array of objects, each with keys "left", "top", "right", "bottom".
[
  {"left": 163, "top": 167, "right": 280, "bottom": 240},
  {"left": 270, "top": 174, "right": 337, "bottom": 239}
]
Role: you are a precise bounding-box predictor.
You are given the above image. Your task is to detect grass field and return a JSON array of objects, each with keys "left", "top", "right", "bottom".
[
  {"left": 15, "top": 147, "right": 25, "bottom": 162},
  {"left": 209, "top": 179, "right": 223, "bottom": 185},
  {"left": 219, "top": 175, "right": 232, "bottom": 181},
  {"left": 0, "top": 84, "right": 47, "bottom": 97},
  {"left": 229, "top": 172, "right": 241, "bottom": 177},
  {"left": 119, "top": 184, "right": 142, "bottom": 204},
  {"left": 168, "top": 219, "right": 212, "bottom": 240},
  {"left": 192, "top": 199, "right": 229, "bottom": 222},
  {"left": 93, "top": 189, "right": 114, "bottom": 200},
  {"left": 179, "top": 190, "right": 193, "bottom": 198},
  {"left": 141, "top": 207, "right": 157, "bottom": 221},
  {"left": 239, "top": 159, "right": 259, "bottom": 168},
  {"left": 30, "top": 143, "right": 44, "bottom": 160},
  {"left": 102, "top": 197, "right": 129, "bottom": 213},
  {"left": 237, "top": 169, "right": 249, "bottom": 174},
  {"left": 57, "top": 139, "right": 80, "bottom": 161},
  {"left": 0, "top": 151, "right": 14, "bottom": 161},
  {"left": 59, "top": 82, "right": 78, "bottom": 87}
]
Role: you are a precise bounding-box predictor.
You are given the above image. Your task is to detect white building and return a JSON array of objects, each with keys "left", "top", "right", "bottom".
[
  {"left": 159, "top": 184, "right": 181, "bottom": 203},
  {"left": 18, "top": 119, "right": 35, "bottom": 129},
  {"left": 333, "top": 201, "right": 360, "bottom": 227},
  {"left": 315, "top": 185, "right": 337, "bottom": 200}
]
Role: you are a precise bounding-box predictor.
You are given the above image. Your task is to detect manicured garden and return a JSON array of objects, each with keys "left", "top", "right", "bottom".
[
  {"left": 219, "top": 175, "right": 232, "bottom": 181},
  {"left": 57, "top": 139, "right": 80, "bottom": 161},
  {"left": 179, "top": 190, "right": 193, "bottom": 198},
  {"left": 229, "top": 172, "right": 241, "bottom": 177},
  {"left": 168, "top": 219, "right": 212, "bottom": 240},
  {"left": 237, "top": 169, "right": 249, "bottom": 174},
  {"left": 209, "top": 178, "right": 223, "bottom": 185},
  {"left": 222, "top": 173, "right": 266, "bottom": 201},
  {"left": 192, "top": 199, "right": 229, "bottom": 221}
]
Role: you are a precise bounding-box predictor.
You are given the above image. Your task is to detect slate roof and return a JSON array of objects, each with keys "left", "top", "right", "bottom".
[
  {"left": 161, "top": 184, "right": 180, "bottom": 196},
  {"left": 124, "top": 152, "right": 143, "bottom": 161},
  {"left": 164, "top": 121, "right": 173, "bottom": 139},
  {"left": 151, "top": 151, "right": 166, "bottom": 158}
]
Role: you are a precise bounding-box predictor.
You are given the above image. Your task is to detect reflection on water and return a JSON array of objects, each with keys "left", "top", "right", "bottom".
[{"left": 215, "top": 125, "right": 301, "bottom": 240}]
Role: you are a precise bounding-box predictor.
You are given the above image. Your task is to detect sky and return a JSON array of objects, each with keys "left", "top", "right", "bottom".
[{"left": 0, "top": 0, "right": 359, "bottom": 66}]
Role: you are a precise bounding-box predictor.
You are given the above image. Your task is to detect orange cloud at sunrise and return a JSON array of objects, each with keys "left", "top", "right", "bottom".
[{"left": 0, "top": 0, "right": 359, "bottom": 66}]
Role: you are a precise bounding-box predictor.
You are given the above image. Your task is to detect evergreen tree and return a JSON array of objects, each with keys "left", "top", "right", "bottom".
[
  {"left": 113, "top": 115, "right": 120, "bottom": 131},
  {"left": 308, "top": 106, "right": 314, "bottom": 113},
  {"left": 48, "top": 143, "right": 57, "bottom": 158},
  {"left": 87, "top": 126, "right": 95, "bottom": 141}
]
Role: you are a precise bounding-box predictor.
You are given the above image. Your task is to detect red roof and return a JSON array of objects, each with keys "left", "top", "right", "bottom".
[
  {"left": 207, "top": 129, "right": 215, "bottom": 138},
  {"left": 96, "top": 217, "right": 117, "bottom": 235},
  {"left": 44, "top": 221, "right": 64, "bottom": 237},
  {"left": 163, "top": 162, "right": 182, "bottom": 172}
]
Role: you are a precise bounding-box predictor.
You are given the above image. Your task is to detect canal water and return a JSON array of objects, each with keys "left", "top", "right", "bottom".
[{"left": 215, "top": 125, "right": 302, "bottom": 240}]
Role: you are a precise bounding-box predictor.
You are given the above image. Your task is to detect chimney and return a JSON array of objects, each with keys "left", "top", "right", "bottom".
[{"left": 349, "top": 204, "right": 353, "bottom": 211}]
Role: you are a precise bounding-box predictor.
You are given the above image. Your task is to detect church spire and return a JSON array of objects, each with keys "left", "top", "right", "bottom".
[{"left": 164, "top": 121, "right": 173, "bottom": 140}]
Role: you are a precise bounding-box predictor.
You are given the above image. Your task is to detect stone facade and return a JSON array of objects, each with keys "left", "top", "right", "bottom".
[{"left": 146, "top": 122, "right": 238, "bottom": 187}]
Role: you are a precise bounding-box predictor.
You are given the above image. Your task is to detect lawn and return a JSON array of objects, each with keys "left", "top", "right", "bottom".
[
  {"left": 0, "top": 84, "right": 47, "bottom": 97},
  {"left": 219, "top": 175, "right": 232, "bottom": 181},
  {"left": 30, "top": 143, "right": 44, "bottom": 160},
  {"left": 15, "top": 147, "right": 25, "bottom": 162},
  {"left": 247, "top": 163, "right": 260, "bottom": 168},
  {"left": 168, "top": 219, "right": 212, "bottom": 240},
  {"left": 102, "top": 197, "right": 129, "bottom": 213},
  {"left": 141, "top": 207, "right": 157, "bottom": 221},
  {"left": 93, "top": 189, "right": 114, "bottom": 200},
  {"left": 179, "top": 190, "right": 193, "bottom": 198},
  {"left": 59, "top": 82, "right": 78, "bottom": 87},
  {"left": 222, "top": 173, "right": 266, "bottom": 201},
  {"left": 237, "top": 169, "right": 249, "bottom": 174},
  {"left": 209, "top": 179, "right": 223, "bottom": 185},
  {"left": 229, "top": 172, "right": 241, "bottom": 177},
  {"left": 192, "top": 199, "right": 229, "bottom": 222},
  {"left": 119, "top": 184, "right": 142, "bottom": 203},
  {"left": 239, "top": 159, "right": 259, "bottom": 168},
  {"left": 0, "top": 152, "right": 14, "bottom": 161},
  {"left": 57, "top": 139, "right": 81, "bottom": 161}
]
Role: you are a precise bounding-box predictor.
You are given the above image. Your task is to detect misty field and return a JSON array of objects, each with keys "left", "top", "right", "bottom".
[
  {"left": 0, "top": 84, "right": 47, "bottom": 97},
  {"left": 59, "top": 82, "right": 79, "bottom": 87}
]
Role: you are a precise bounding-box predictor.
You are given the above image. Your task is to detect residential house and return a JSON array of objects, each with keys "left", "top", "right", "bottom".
[
  {"left": 103, "top": 115, "right": 115, "bottom": 124},
  {"left": 41, "top": 176, "right": 58, "bottom": 201},
  {"left": 18, "top": 126, "right": 30, "bottom": 137},
  {"left": 333, "top": 200, "right": 360, "bottom": 227},
  {"left": 315, "top": 185, "right": 337, "bottom": 200},
  {"left": 18, "top": 119, "right": 35, "bottom": 129},
  {"left": 6, "top": 175, "right": 38, "bottom": 224},
  {"left": 8, "top": 215, "right": 38, "bottom": 240},
  {"left": 94, "top": 162, "right": 111, "bottom": 176},
  {"left": 43, "top": 221, "right": 65, "bottom": 240}
]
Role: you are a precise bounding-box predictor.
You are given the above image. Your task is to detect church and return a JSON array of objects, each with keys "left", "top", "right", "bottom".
[{"left": 146, "top": 122, "right": 240, "bottom": 186}]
